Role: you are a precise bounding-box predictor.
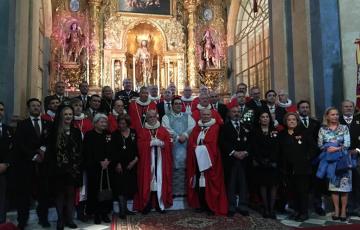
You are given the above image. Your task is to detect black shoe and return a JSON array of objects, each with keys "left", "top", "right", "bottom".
[
  {"left": 65, "top": 222, "right": 78, "bottom": 229},
  {"left": 39, "top": 220, "right": 51, "bottom": 228},
  {"left": 142, "top": 206, "right": 151, "bottom": 215},
  {"left": 78, "top": 215, "right": 88, "bottom": 222},
  {"left": 227, "top": 211, "right": 235, "bottom": 217},
  {"left": 56, "top": 221, "right": 64, "bottom": 230},
  {"left": 119, "top": 214, "right": 126, "bottom": 220},
  {"left": 332, "top": 215, "right": 340, "bottom": 221},
  {"left": 94, "top": 215, "right": 102, "bottom": 225},
  {"left": 237, "top": 209, "right": 249, "bottom": 216},
  {"left": 195, "top": 208, "right": 204, "bottom": 213},
  {"left": 340, "top": 216, "right": 347, "bottom": 222},
  {"left": 315, "top": 207, "right": 326, "bottom": 216},
  {"left": 288, "top": 212, "right": 300, "bottom": 220},
  {"left": 269, "top": 212, "right": 277, "bottom": 220},
  {"left": 126, "top": 209, "right": 136, "bottom": 215},
  {"left": 295, "top": 214, "right": 309, "bottom": 222},
  {"left": 207, "top": 210, "right": 214, "bottom": 216},
  {"left": 102, "top": 215, "right": 111, "bottom": 223}
]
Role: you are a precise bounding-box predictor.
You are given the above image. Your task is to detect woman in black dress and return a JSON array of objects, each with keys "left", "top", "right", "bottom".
[
  {"left": 109, "top": 115, "right": 138, "bottom": 219},
  {"left": 279, "top": 112, "right": 316, "bottom": 222},
  {"left": 83, "top": 114, "right": 112, "bottom": 224},
  {"left": 47, "top": 105, "right": 82, "bottom": 230},
  {"left": 251, "top": 110, "right": 279, "bottom": 219}
]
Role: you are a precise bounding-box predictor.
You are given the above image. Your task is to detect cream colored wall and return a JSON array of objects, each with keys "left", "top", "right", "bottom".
[
  {"left": 291, "top": 0, "right": 312, "bottom": 102},
  {"left": 270, "top": 0, "right": 288, "bottom": 92},
  {"left": 13, "top": 0, "right": 51, "bottom": 116},
  {"left": 338, "top": 0, "right": 360, "bottom": 103}
]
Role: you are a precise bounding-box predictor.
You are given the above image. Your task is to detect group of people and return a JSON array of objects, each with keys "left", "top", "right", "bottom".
[{"left": 1, "top": 79, "right": 360, "bottom": 230}]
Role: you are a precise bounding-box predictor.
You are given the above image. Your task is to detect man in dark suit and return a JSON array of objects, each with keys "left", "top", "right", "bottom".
[
  {"left": 14, "top": 98, "right": 52, "bottom": 229},
  {"left": 219, "top": 104, "right": 251, "bottom": 217},
  {"left": 246, "top": 86, "right": 266, "bottom": 111},
  {"left": 75, "top": 81, "right": 91, "bottom": 110},
  {"left": 44, "top": 81, "right": 69, "bottom": 111},
  {"left": 157, "top": 89, "right": 172, "bottom": 121},
  {"left": 114, "top": 79, "right": 139, "bottom": 111},
  {"left": 339, "top": 100, "right": 360, "bottom": 216},
  {"left": 296, "top": 100, "right": 323, "bottom": 216},
  {"left": 0, "top": 102, "right": 13, "bottom": 224},
  {"left": 262, "top": 90, "right": 287, "bottom": 128},
  {"left": 209, "top": 91, "right": 228, "bottom": 122},
  {"left": 84, "top": 94, "right": 102, "bottom": 122}
]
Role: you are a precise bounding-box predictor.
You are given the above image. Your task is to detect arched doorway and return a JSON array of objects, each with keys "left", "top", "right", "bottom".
[{"left": 234, "top": 0, "right": 270, "bottom": 95}]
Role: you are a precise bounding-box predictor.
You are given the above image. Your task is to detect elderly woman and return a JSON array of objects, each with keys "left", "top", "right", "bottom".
[
  {"left": 83, "top": 114, "right": 112, "bottom": 224},
  {"left": 280, "top": 112, "right": 316, "bottom": 222},
  {"left": 109, "top": 115, "right": 138, "bottom": 219},
  {"left": 318, "top": 107, "right": 351, "bottom": 221}
]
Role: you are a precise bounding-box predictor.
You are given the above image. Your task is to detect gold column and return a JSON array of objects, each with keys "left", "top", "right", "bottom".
[
  {"left": 184, "top": 0, "right": 199, "bottom": 89},
  {"left": 88, "top": 0, "right": 102, "bottom": 88}
]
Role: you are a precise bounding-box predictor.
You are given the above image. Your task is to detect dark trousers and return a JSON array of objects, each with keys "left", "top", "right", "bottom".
[
  {"left": 349, "top": 169, "right": 360, "bottom": 212},
  {"left": 226, "top": 160, "right": 248, "bottom": 212},
  {"left": 55, "top": 185, "right": 75, "bottom": 224},
  {"left": 16, "top": 164, "right": 49, "bottom": 226},
  {"left": 0, "top": 175, "right": 6, "bottom": 224},
  {"left": 291, "top": 175, "right": 310, "bottom": 215},
  {"left": 312, "top": 176, "right": 327, "bottom": 209}
]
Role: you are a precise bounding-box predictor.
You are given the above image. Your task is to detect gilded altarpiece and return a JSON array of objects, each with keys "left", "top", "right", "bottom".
[{"left": 49, "top": 0, "right": 228, "bottom": 94}]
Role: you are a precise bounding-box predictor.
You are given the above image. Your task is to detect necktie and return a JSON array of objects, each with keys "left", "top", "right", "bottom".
[
  {"left": 235, "top": 121, "right": 240, "bottom": 132},
  {"left": 167, "top": 102, "right": 171, "bottom": 112},
  {"left": 303, "top": 118, "right": 308, "bottom": 127},
  {"left": 240, "top": 106, "right": 244, "bottom": 114},
  {"left": 33, "top": 118, "right": 41, "bottom": 137}
]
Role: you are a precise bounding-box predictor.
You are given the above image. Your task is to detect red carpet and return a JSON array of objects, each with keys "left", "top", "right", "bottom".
[
  {"left": 302, "top": 224, "right": 360, "bottom": 230},
  {"left": 111, "top": 210, "right": 290, "bottom": 230}
]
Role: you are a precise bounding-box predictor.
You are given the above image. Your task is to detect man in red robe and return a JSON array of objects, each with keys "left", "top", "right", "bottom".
[
  {"left": 186, "top": 109, "right": 228, "bottom": 216},
  {"left": 181, "top": 86, "right": 194, "bottom": 114},
  {"left": 134, "top": 110, "right": 173, "bottom": 214},
  {"left": 191, "top": 93, "right": 223, "bottom": 125},
  {"left": 128, "top": 86, "right": 157, "bottom": 133}
]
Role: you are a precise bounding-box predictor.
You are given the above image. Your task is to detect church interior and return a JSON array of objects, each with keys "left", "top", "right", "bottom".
[{"left": 1, "top": 0, "right": 360, "bottom": 229}]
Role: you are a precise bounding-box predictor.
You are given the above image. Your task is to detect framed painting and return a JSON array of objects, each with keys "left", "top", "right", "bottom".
[{"left": 118, "top": 0, "right": 173, "bottom": 16}]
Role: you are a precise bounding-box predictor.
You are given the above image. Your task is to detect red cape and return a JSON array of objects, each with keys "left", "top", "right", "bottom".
[
  {"left": 128, "top": 101, "right": 157, "bottom": 133},
  {"left": 107, "top": 114, "right": 118, "bottom": 133},
  {"left": 181, "top": 99, "right": 194, "bottom": 113},
  {"left": 192, "top": 109, "right": 224, "bottom": 125},
  {"left": 186, "top": 124, "right": 228, "bottom": 215},
  {"left": 73, "top": 118, "right": 93, "bottom": 135},
  {"left": 133, "top": 126, "right": 173, "bottom": 211},
  {"left": 191, "top": 97, "right": 200, "bottom": 112},
  {"left": 41, "top": 113, "right": 54, "bottom": 122}
]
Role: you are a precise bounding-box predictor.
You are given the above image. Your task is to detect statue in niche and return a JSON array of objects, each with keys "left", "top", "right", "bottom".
[
  {"left": 134, "top": 39, "right": 152, "bottom": 86},
  {"left": 65, "top": 22, "right": 85, "bottom": 63},
  {"left": 199, "top": 29, "right": 220, "bottom": 71}
]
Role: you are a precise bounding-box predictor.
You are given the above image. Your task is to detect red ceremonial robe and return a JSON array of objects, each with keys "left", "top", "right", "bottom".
[
  {"left": 192, "top": 109, "right": 224, "bottom": 125},
  {"left": 73, "top": 117, "right": 93, "bottom": 136},
  {"left": 186, "top": 123, "right": 228, "bottom": 215},
  {"left": 128, "top": 99, "right": 157, "bottom": 133},
  {"left": 134, "top": 126, "right": 173, "bottom": 211},
  {"left": 107, "top": 114, "right": 118, "bottom": 133}
]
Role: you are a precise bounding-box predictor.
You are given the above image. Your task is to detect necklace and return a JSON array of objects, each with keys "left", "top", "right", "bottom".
[
  {"left": 135, "top": 103, "right": 149, "bottom": 128},
  {"left": 121, "top": 128, "right": 130, "bottom": 149}
]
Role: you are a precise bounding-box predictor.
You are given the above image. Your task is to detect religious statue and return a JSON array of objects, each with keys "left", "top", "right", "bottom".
[
  {"left": 135, "top": 39, "right": 152, "bottom": 86},
  {"left": 199, "top": 29, "right": 222, "bottom": 71},
  {"left": 65, "top": 22, "right": 85, "bottom": 63}
]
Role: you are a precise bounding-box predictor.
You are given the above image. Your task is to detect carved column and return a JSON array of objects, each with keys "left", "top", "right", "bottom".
[
  {"left": 184, "top": 0, "right": 199, "bottom": 89},
  {"left": 88, "top": 0, "right": 102, "bottom": 88}
]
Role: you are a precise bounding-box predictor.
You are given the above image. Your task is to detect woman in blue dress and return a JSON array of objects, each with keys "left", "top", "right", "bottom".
[{"left": 318, "top": 107, "right": 351, "bottom": 221}]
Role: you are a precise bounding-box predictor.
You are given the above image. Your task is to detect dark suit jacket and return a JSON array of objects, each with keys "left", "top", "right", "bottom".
[
  {"left": 157, "top": 101, "right": 171, "bottom": 121},
  {"left": 0, "top": 124, "right": 13, "bottom": 165},
  {"left": 75, "top": 95, "right": 91, "bottom": 110},
  {"left": 262, "top": 104, "right": 287, "bottom": 126},
  {"left": 100, "top": 98, "right": 114, "bottom": 115},
  {"left": 339, "top": 114, "right": 360, "bottom": 150},
  {"left": 297, "top": 117, "right": 321, "bottom": 143},
  {"left": 213, "top": 103, "right": 228, "bottom": 122},
  {"left": 44, "top": 94, "right": 70, "bottom": 111},
  {"left": 14, "top": 118, "right": 51, "bottom": 163},
  {"left": 115, "top": 90, "right": 139, "bottom": 111},
  {"left": 246, "top": 99, "right": 266, "bottom": 111},
  {"left": 219, "top": 121, "right": 251, "bottom": 180}
]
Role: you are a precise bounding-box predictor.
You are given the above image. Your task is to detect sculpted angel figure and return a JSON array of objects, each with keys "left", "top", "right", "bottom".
[{"left": 65, "top": 22, "right": 85, "bottom": 63}]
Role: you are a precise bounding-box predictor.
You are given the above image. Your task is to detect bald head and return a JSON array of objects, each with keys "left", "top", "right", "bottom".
[
  {"left": 183, "top": 86, "right": 192, "bottom": 98},
  {"left": 146, "top": 109, "right": 158, "bottom": 125},
  {"left": 199, "top": 93, "right": 210, "bottom": 107},
  {"left": 200, "top": 109, "right": 212, "bottom": 123}
]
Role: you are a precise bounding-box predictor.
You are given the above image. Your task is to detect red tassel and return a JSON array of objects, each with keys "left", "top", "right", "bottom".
[{"left": 253, "top": 0, "right": 258, "bottom": 13}]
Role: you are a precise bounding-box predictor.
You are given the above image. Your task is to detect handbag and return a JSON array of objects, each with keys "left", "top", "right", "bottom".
[
  {"left": 335, "top": 153, "right": 354, "bottom": 175},
  {"left": 97, "top": 169, "right": 113, "bottom": 202}
]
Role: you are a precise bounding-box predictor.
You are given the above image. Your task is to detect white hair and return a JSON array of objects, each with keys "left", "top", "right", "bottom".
[{"left": 92, "top": 113, "right": 108, "bottom": 125}]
